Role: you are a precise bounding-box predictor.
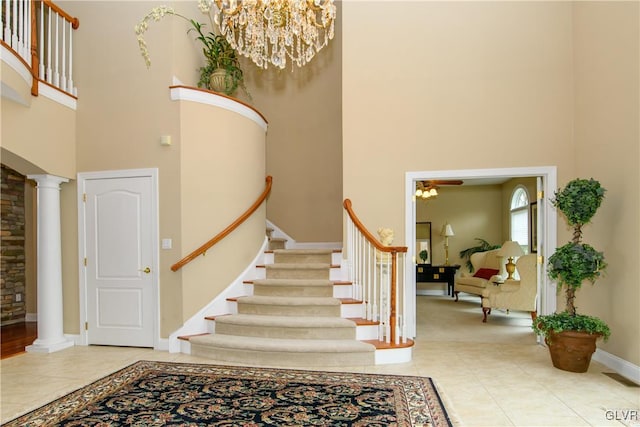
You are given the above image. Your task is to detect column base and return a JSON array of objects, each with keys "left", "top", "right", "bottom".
[{"left": 26, "top": 338, "right": 74, "bottom": 354}]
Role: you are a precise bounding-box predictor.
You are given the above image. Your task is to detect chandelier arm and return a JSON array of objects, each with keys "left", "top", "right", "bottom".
[{"left": 214, "top": 0, "right": 243, "bottom": 16}]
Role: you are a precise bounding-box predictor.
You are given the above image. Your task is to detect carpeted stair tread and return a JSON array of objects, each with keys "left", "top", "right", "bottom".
[
  {"left": 214, "top": 314, "right": 357, "bottom": 329},
  {"left": 265, "top": 263, "right": 331, "bottom": 270},
  {"left": 237, "top": 295, "right": 340, "bottom": 306},
  {"left": 189, "top": 334, "right": 376, "bottom": 353}
]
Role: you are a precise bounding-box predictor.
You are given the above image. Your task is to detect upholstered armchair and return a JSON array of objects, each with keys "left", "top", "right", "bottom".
[
  {"left": 481, "top": 254, "right": 537, "bottom": 323},
  {"left": 453, "top": 249, "right": 506, "bottom": 302}
]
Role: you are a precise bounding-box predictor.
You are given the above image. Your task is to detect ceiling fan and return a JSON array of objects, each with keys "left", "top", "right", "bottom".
[{"left": 415, "top": 180, "right": 464, "bottom": 199}]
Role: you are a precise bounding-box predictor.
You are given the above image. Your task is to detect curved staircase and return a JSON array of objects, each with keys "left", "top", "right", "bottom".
[{"left": 182, "top": 248, "right": 411, "bottom": 367}]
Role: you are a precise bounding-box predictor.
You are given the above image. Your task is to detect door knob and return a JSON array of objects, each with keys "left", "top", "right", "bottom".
[{"left": 140, "top": 267, "right": 151, "bottom": 274}]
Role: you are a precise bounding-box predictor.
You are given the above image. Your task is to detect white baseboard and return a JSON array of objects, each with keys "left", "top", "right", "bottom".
[
  {"left": 25, "top": 313, "right": 37, "bottom": 322},
  {"left": 593, "top": 348, "right": 640, "bottom": 385},
  {"left": 156, "top": 338, "right": 169, "bottom": 351}
]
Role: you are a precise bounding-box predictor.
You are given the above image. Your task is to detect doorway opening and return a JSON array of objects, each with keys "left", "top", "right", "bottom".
[{"left": 404, "top": 166, "right": 558, "bottom": 338}]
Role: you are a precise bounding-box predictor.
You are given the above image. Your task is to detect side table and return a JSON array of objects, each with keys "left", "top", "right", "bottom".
[{"left": 416, "top": 264, "right": 461, "bottom": 296}]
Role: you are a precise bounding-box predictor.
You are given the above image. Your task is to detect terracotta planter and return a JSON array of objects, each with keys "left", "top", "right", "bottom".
[{"left": 546, "top": 330, "right": 599, "bottom": 373}]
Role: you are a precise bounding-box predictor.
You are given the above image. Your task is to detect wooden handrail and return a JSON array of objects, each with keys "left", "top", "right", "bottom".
[
  {"left": 343, "top": 199, "right": 407, "bottom": 253},
  {"left": 171, "top": 176, "right": 273, "bottom": 272},
  {"left": 42, "top": 0, "right": 80, "bottom": 29}
]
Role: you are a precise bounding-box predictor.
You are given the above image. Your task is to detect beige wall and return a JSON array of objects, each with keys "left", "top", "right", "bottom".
[
  {"left": 343, "top": 2, "right": 575, "bottom": 241},
  {"left": 343, "top": 1, "right": 638, "bottom": 366},
  {"left": 1, "top": 95, "right": 77, "bottom": 179},
  {"left": 63, "top": 1, "right": 267, "bottom": 336},
  {"left": 178, "top": 101, "right": 267, "bottom": 318},
  {"left": 572, "top": 1, "right": 639, "bottom": 365},
  {"left": 243, "top": 3, "right": 343, "bottom": 243},
  {"left": 416, "top": 185, "right": 503, "bottom": 269}
]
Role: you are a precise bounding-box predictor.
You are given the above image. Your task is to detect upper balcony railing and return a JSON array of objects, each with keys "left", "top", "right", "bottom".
[{"left": 1, "top": 0, "right": 79, "bottom": 97}]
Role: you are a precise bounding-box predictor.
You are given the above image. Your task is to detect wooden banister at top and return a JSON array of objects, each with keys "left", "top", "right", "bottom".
[
  {"left": 171, "top": 176, "right": 273, "bottom": 272},
  {"left": 342, "top": 199, "right": 407, "bottom": 254},
  {"left": 42, "top": 0, "right": 80, "bottom": 29}
]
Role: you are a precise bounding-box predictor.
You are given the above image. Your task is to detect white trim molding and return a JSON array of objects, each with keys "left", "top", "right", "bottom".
[
  {"left": 404, "top": 166, "right": 558, "bottom": 338},
  {"left": 170, "top": 85, "right": 267, "bottom": 132},
  {"left": 593, "top": 349, "right": 640, "bottom": 385}
]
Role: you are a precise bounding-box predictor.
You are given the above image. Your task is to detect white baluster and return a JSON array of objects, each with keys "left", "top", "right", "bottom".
[
  {"left": 60, "top": 18, "right": 66, "bottom": 92},
  {"left": 24, "top": 0, "right": 31, "bottom": 63},
  {"left": 53, "top": 11, "right": 59, "bottom": 88},
  {"left": 67, "top": 27, "right": 74, "bottom": 93},
  {"left": 39, "top": 3, "right": 44, "bottom": 78},
  {"left": 46, "top": 7, "right": 52, "bottom": 83},
  {"left": 11, "top": 0, "right": 18, "bottom": 49},
  {"left": 3, "top": 0, "right": 10, "bottom": 43},
  {"left": 19, "top": 0, "right": 26, "bottom": 60}
]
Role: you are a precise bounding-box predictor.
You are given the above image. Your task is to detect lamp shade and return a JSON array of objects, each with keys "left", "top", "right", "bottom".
[
  {"left": 497, "top": 241, "right": 525, "bottom": 258},
  {"left": 441, "top": 223, "right": 455, "bottom": 237}
]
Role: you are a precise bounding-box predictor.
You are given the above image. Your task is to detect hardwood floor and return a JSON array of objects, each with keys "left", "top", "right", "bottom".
[{"left": 1, "top": 322, "right": 37, "bottom": 359}]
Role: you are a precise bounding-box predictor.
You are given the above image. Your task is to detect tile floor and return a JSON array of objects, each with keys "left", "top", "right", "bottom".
[{"left": 1, "top": 294, "right": 639, "bottom": 426}]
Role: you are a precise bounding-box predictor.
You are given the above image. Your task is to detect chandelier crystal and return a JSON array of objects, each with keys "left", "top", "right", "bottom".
[{"left": 211, "top": 0, "right": 337, "bottom": 69}]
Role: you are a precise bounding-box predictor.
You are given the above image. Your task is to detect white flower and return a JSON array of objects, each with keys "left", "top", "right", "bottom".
[{"left": 134, "top": 6, "right": 175, "bottom": 68}]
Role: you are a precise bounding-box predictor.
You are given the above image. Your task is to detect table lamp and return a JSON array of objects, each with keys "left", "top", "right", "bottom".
[
  {"left": 497, "top": 241, "right": 525, "bottom": 280},
  {"left": 441, "top": 223, "right": 455, "bottom": 266}
]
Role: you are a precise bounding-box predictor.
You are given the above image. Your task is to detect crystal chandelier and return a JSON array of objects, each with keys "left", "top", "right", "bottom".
[{"left": 211, "top": 0, "right": 337, "bottom": 69}]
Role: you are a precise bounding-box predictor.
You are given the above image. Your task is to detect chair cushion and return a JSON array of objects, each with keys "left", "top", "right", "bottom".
[{"left": 473, "top": 268, "right": 499, "bottom": 280}]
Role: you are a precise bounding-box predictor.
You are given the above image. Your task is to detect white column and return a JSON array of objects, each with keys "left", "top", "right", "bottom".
[{"left": 25, "top": 174, "right": 74, "bottom": 353}]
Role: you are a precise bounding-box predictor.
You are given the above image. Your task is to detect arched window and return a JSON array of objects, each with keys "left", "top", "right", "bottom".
[{"left": 510, "top": 186, "right": 529, "bottom": 253}]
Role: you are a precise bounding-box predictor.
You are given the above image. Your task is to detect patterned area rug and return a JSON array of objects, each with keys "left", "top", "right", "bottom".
[{"left": 5, "top": 360, "right": 453, "bottom": 426}]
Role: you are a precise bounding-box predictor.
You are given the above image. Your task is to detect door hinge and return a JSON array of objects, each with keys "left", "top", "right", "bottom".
[
  {"left": 84, "top": 257, "right": 87, "bottom": 266},
  {"left": 537, "top": 190, "right": 544, "bottom": 200},
  {"left": 83, "top": 193, "right": 87, "bottom": 202},
  {"left": 537, "top": 255, "right": 544, "bottom": 265},
  {"left": 85, "top": 322, "right": 88, "bottom": 331}
]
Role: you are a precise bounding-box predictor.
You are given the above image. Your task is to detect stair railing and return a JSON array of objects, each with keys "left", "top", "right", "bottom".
[
  {"left": 171, "top": 176, "right": 273, "bottom": 272},
  {"left": 2, "top": 0, "right": 80, "bottom": 97},
  {"left": 343, "top": 199, "right": 408, "bottom": 344}
]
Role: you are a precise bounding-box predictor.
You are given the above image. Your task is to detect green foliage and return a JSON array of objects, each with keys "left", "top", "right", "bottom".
[
  {"left": 458, "top": 238, "right": 501, "bottom": 272},
  {"left": 551, "top": 178, "right": 605, "bottom": 227},
  {"left": 419, "top": 249, "right": 428, "bottom": 263},
  {"left": 532, "top": 312, "right": 611, "bottom": 341},
  {"left": 548, "top": 242, "right": 606, "bottom": 289},
  {"left": 188, "top": 20, "right": 249, "bottom": 97},
  {"left": 533, "top": 177, "right": 610, "bottom": 342}
]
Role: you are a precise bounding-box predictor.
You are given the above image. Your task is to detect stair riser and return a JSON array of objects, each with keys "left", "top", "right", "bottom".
[
  {"left": 253, "top": 285, "right": 333, "bottom": 297},
  {"left": 190, "top": 344, "right": 375, "bottom": 367},
  {"left": 215, "top": 323, "right": 356, "bottom": 340},
  {"left": 238, "top": 303, "right": 341, "bottom": 317}
]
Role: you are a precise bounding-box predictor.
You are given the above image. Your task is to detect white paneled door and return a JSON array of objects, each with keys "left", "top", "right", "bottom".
[{"left": 80, "top": 172, "right": 157, "bottom": 347}]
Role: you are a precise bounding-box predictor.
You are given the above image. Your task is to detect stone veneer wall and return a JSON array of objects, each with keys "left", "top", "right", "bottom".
[{"left": 1, "top": 165, "right": 26, "bottom": 325}]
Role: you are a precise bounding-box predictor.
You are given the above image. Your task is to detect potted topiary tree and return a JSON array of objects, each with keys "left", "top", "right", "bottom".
[{"left": 532, "top": 178, "right": 610, "bottom": 373}]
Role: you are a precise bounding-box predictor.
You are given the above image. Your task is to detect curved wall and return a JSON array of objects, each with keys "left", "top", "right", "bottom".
[{"left": 173, "top": 88, "right": 267, "bottom": 320}]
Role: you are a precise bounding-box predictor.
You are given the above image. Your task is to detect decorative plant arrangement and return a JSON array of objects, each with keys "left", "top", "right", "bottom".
[
  {"left": 135, "top": 4, "right": 249, "bottom": 98},
  {"left": 458, "top": 238, "right": 501, "bottom": 272},
  {"left": 532, "top": 178, "right": 610, "bottom": 373},
  {"left": 419, "top": 249, "right": 429, "bottom": 264}
]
